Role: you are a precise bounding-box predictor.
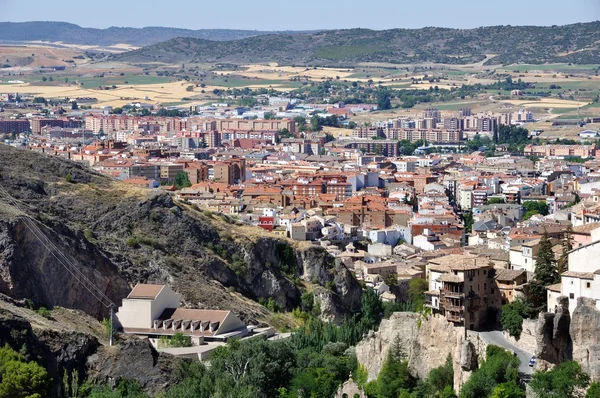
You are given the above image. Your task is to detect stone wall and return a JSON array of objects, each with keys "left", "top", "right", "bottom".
[{"left": 505, "top": 319, "right": 538, "bottom": 355}]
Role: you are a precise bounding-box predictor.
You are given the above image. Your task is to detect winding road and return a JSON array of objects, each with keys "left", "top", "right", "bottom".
[{"left": 479, "top": 330, "right": 535, "bottom": 381}]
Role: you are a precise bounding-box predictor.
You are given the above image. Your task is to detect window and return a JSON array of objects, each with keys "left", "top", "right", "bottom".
[
  {"left": 570, "top": 293, "right": 575, "bottom": 299},
  {"left": 484, "top": 283, "right": 487, "bottom": 290},
  {"left": 491, "top": 288, "right": 495, "bottom": 294},
  {"left": 483, "top": 270, "right": 487, "bottom": 275},
  {"left": 525, "top": 259, "right": 528, "bottom": 264}
]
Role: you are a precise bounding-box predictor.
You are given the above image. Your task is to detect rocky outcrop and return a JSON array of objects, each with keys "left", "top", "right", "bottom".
[
  {"left": 355, "top": 312, "right": 488, "bottom": 391},
  {"left": 535, "top": 296, "right": 572, "bottom": 367},
  {"left": 0, "top": 144, "right": 361, "bottom": 323},
  {"left": 571, "top": 297, "right": 600, "bottom": 381},
  {"left": 86, "top": 339, "right": 181, "bottom": 396},
  {"left": 0, "top": 299, "right": 180, "bottom": 397},
  {"left": 0, "top": 218, "right": 131, "bottom": 319},
  {"left": 311, "top": 257, "right": 363, "bottom": 323}
]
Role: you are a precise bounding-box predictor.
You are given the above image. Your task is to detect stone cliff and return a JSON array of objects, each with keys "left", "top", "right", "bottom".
[
  {"left": 355, "top": 313, "right": 488, "bottom": 391},
  {"left": 535, "top": 296, "right": 572, "bottom": 368},
  {"left": 0, "top": 144, "right": 361, "bottom": 323},
  {"left": 571, "top": 297, "right": 600, "bottom": 381},
  {"left": 0, "top": 295, "right": 180, "bottom": 396}
]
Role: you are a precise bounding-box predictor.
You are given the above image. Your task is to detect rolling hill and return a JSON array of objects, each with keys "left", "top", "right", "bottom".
[
  {"left": 0, "top": 21, "right": 301, "bottom": 47},
  {"left": 114, "top": 22, "right": 600, "bottom": 66}
]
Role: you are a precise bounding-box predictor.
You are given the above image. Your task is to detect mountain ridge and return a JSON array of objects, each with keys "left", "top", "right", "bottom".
[
  {"left": 113, "top": 21, "right": 600, "bottom": 66},
  {"left": 0, "top": 21, "right": 309, "bottom": 47}
]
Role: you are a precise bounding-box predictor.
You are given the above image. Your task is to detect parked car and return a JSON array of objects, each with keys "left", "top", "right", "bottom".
[{"left": 529, "top": 356, "right": 536, "bottom": 367}]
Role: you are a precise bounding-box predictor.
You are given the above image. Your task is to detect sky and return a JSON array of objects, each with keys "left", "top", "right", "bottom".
[{"left": 1, "top": 0, "right": 599, "bottom": 31}]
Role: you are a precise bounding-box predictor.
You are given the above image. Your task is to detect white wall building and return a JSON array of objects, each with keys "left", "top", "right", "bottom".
[
  {"left": 548, "top": 240, "right": 600, "bottom": 314},
  {"left": 116, "top": 284, "right": 247, "bottom": 346}
]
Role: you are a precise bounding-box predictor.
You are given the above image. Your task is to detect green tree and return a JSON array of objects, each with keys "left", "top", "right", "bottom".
[
  {"left": 462, "top": 211, "right": 474, "bottom": 233},
  {"left": 377, "top": 339, "right": 414, "bottom": 398},
  {"left": 490, "top": 381, "right": 526, "bottom": 398},
  {"left": 487, "top": 198, "right": 506, "bottom": 205},
  {"left": 587, "top": 382, "right": 600, "bottom": 397},
  {"left": 0, "top": 344, "right": 50, "bottom": 398},
  {"left": 361, "top": 288, "right": 383, "bottom": 329},
  {"left": 310, "top": 115, "right": 322, "bottom": 132},
  {"left": 460, "top": 345, "right": 521, "bottom": 398},
  {"left": 173, "top": 171, "right": 192, "bottom": 189},
  {"left": 534, "top": 231, "right": 558, "bottom": 286},
  {"left": 171, "top": 332, "right": 193, "bottom": 348},
  {"left": 530, "top": 361, "right": 589, "bottom": 398},
  {"left": 408, "top": 278, "right": 428, "bottom": 311},
  {"left": 377, "top": 90, "right": 392, "bottom": 110},
  {"left": 523, "top": 201, "right": 549, "bottom": 220},
  {"left": 492, "top": 124, "right": 499, "bottom": 144},
  {"left": 528, "top": 231, "right": 558, "bottom": 312},
  {"left": 500, "top": 299, "right": 531, "bottom": 338}
]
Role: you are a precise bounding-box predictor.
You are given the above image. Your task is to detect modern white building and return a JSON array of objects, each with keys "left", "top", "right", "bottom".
[{"left": 116, "top": 284, "right": 248, "bottom": 346}]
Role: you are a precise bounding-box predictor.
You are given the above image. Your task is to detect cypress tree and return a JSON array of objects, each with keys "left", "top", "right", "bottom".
[{"left": 533, "top": 230, "right": 558, "bottom": 286}]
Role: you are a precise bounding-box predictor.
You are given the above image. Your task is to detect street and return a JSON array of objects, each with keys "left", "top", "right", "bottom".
[{"left": 479, "top": 330, "right": 535, "bottom": 380}]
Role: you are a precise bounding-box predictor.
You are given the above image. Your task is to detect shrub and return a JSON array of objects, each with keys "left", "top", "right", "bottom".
[
  {"left": 83, "top": 228, "right": 95, "bottom": 243},
  {"left": 65, "top": 173, "right": 73, "bottom": 183},
  {"left": 0, "top": 344, "right": 50, "bottom": 397},
  {"left": 125, "top": 237, "right": 138, "bottom": 247},
  {"left": 501, "top": 299, "right": 531, "bottom": 338},
  {"left": 36, "top": 307, "right": 51, "bottom": 318}
]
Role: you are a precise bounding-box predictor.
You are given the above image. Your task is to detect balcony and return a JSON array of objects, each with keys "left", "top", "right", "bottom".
[
  {"left": 442, "top": 289, "right": 465, "bottom": 298},
  {"left": 444, "top": 304, "right": 463, "bottom": 312},
  {"left": 446, "top": 313, "right": 463, "bottom": 323}
]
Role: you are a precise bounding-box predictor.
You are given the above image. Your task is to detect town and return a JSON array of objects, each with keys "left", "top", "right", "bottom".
[
  {"left": 1, "top": 12, "right": 600, "bottom": 398},
  {"left": 3, "top": 94, "right": 600, "bottom": 325}
]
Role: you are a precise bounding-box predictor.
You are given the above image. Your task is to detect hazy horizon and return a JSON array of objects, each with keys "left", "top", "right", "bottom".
[{"left": 1, "top": 0, "right": 598, "bottom": 31}]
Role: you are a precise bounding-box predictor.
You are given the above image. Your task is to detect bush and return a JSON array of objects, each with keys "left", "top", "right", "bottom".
[
  {"left": 36, "top": 307, "right": 51, "bottom": 318},
  {"left": 0, "top": 344, "right": 50, "bottom": 397},
  {"left": 65, "top": 173, "right": 73, "bottom": 183},
  {"left": 125, "top": 237, "right": 138, "bottom": 247},
  {"left": 460, "top": 345, "right": 522, "bottom": 398},
  {"left": 530, "top": 361, "right": 590, "bottom": 398},
  {"left": 501, "top": 299, "right": 531, "bottom": 338}
]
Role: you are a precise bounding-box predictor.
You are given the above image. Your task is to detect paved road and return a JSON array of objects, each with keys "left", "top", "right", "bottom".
[{"left": 479, "top": 330, "right": 535, "bottom": 380}]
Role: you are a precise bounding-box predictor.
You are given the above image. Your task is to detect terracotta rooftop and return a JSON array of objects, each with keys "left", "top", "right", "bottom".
[
  {"left": 572, "top": 223, "right": 600, "bottom": 234},
  {"left": 562, "top": 271, "right": 595, "bottom": 280},
  {"left": 127, "top": 283, "right": 165, "bottom": 299},
  {"left": 495, "top": 269, "right": 526, "bottom": 282},
  {"left": 547, "top": 283, "right": 562, "bottom": 292},
  {"left": 158, "top": 308, "right": 230, "bottom": 324}
]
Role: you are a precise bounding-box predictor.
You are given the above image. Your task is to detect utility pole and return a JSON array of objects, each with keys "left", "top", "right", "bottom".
[{"left": 109, "top": 304, "right": 114, "bottom": 347}]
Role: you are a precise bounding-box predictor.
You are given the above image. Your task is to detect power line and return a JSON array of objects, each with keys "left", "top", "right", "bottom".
[{"left": 0, "top": 186, "right": 115, "bottom": 309}]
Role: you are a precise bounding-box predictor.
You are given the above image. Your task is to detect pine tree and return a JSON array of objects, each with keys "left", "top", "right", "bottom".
[
  {"left": 533, "top": 230, "right": 558, "bottom": 286},
  {"left": 493, "top": 124, "right": 499, "bottom": 144}
]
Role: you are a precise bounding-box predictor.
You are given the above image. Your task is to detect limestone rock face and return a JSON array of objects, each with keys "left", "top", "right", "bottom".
[
  {"left": 303, "top": 252, "right": 362, "bottom": 323},
  {"left": 355, "top": 312, "right": 489, "bottom": 391},
  {"left": 460, "top": 341, "right": 478, "bottom": 371},
  {"left": 535, "top": 296, "right": 572, "bottom": 365},
  {"left": 355, "top": 312, "right": 419, "bottom": 380},
  {"left": 571, "top": 297, "right": 600, "bottom": 381}
]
